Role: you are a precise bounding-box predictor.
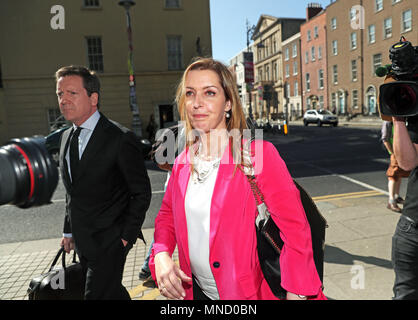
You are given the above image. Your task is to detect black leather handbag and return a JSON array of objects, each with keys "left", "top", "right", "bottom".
[
  {"left": 247, "top": 175, "right": 327, "bottom": 299},
  {"left": 27, "top": 247, "right": 85, "bottom": 300}
]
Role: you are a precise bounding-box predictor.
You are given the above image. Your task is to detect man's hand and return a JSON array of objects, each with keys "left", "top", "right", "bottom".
[{"left": 60, "top": 237, "right": 74, "bottom": 253}]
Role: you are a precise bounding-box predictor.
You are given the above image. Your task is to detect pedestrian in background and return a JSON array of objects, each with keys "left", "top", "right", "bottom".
[
  {"left": 391, "top": 114, "right": 418, "bottom": 299},
  {"left": 149, "top": 58, "right": 325, "bottom": 300},
  {"left": 56, "top": 65, "right": 152, "bottom": 299},
  {"left": 381, "top": 120, "right": 410, "bottom": 212}
]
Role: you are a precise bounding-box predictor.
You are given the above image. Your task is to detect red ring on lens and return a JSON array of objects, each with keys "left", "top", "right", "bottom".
[{"left": 12, "top": 144, "right": 35, "bottom": 201}]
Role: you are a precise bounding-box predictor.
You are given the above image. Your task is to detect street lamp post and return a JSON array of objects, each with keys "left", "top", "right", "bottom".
[
  {"left": 119, "top": 0, "right": 143, "bottom": 137},
  {"left": 246, "top": 19, "right": 256, "bottom": 121}
]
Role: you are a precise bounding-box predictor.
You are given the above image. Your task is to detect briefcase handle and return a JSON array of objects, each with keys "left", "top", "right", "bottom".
[{"left": 48, "top": 247, "right": 78, "bottom": 272}]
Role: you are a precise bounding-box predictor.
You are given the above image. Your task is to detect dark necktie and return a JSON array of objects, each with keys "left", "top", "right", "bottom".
[{"left": 69, "top": 127, "right": 82, "bottom": 181}]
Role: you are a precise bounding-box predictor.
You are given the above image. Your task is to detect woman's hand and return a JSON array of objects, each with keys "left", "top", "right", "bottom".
[
  {"left": 155, "top": 252, "right": 192, "bottom": 300},
  {"left": 286, "top": 292, "right": 308, "bottom": 300}
]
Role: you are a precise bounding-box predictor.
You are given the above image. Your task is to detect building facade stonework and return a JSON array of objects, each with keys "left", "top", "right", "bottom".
[
  {"left": 250, "top": 15, "right": 305, "bottom": 123},
  {"left": 0, "top": 0, "right": 212, "bottom": 143}
]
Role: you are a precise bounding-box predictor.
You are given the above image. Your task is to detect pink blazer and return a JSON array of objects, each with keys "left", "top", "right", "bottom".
[{"left": 150, "top": 140, "right": 326, "bottom": 300}]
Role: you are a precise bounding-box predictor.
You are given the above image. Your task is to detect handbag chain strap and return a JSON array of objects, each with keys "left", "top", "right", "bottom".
[{"left": 246, "top": 174, "right": 271, "bottom": 227}]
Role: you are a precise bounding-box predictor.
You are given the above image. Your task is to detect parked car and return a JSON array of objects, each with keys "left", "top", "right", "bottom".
[
  {"left": 45, "top": 126, "right": 152, "bottom": 166},
  {"left": 303, "top": 109, "right": 338, "bottom": 127}
]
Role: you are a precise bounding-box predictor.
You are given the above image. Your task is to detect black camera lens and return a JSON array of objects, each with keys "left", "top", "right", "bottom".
[
  {"left": 379, "top": 81, "right": 418, "bottom": 117},
  {"left": 0, "top": 136, "right": 58, "bottom": 208}
]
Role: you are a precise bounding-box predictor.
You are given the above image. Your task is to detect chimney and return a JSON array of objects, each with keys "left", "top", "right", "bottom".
[{"left": 306, "top": 3, "right": 323, "bottom": 20}]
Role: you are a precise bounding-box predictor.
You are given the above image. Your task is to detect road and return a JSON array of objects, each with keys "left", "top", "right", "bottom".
[{"left": 0, "top": 123, "right": 401, "bottom": 244}]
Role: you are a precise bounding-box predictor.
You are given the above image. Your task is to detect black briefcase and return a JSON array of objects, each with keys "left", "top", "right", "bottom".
[{"left": 27, "top": 247, "right": 85, "bottom": 300}]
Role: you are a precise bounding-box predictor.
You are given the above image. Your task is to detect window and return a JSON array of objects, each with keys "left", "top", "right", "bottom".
[
  {"left": 392, "top": 0, "right": 401, "bottom": 4},
  {"left": 285, "top": 83, "right": 291, "bottom": 98},
  {"left": 332, "top": 65, "right": 338, "bottom": 84},
  {"left": 331, "top": 17, "right": 337, "bottom": 30},
  {"left": 165, "top": 0, "right": 181, "bottom": 8},
  {"left": 294, "top": 81, "right": 299, "bottom": 96},
  {"left": 318, "top": 69, "right": 324, "bottom": 89},
  {"left": 307, "top": 30, "right": 312, "bottom": 41},
  {"left": 293, "top": 61, "right": 298, "bottom": 75},
  {"left": 84, "top": 0, "right": 100, "bottom": 7},
  {"left": 384, "top": 18, "right": 392, "bottom": 39},
  {"left": 368, "top": 25, "right": 376, "bottom": 43},
  {"left": 86, "top": 36, "right": 104, "bottom": 72},
  {"left": 402, "top": 9, "right": 412, "bottom": 32},
  {"left": 350, "top": 32, "right": 357, "bottom": 49},
  {"left": 292, "top": 43, "right": 297, "bottom": 57},
  {"left": 311, "top": 46, "right": 316, "bottom": 61},
  {"left": 375, "top": 0, "right": 383, "bottom": 12},
  {"left": 265, "top": 65, "right": 270, "bottom": 81},
  {"left": 332, "top": 40, "right": 338, "bottom": 55},
  {"left": 349, "top": 7, "right": 357, "bottom": 22},
  {"left": 273, "top": 63, "right": 277, "bottom": 81},
  {"left": 285, "top": 64, "right": 290, "bottom": 78},
  {"left": 373, "top": 53, "right": 382, "bottom": 74},
  {"left": 314, "top": 26, "right": 319, "bottom": 38},
  {"left": 305, "top": 51, "right": 309, "bottom": 64},
  {"left": 331, "top": 92, "right": 337, "bottom": 109},
  {"left": 352, "top": 90, "right": 358, "bottom": 108},
  {"left": 306, "top": 73, "right": 310, "bottom": 91},
  {"left": 318, "top": 46, "right": 322, "bottom": 60},
  {"left": 167, "top": 35, "right": 183, "bottom": 70},
  {"left": 285, "top": 47, "right": 289, "bottom": 61},
  {"left": 319, "top": 96, "right": 324, "bottom": 109},
  {"left": 351, "top": 60, "right": 358, "bottom": 81}
]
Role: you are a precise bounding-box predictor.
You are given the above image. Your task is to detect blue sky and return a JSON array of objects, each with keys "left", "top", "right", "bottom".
[{"left": 210, "top": 0, "right": 332, "bottom": 64}]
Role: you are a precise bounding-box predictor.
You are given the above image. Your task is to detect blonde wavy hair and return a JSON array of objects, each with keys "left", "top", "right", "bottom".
[{"left": 175, "top": 57, "right": 250, "bottom": 173}]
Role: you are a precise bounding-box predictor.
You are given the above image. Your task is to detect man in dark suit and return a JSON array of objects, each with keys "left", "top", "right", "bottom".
[{"left": 55, "top": 65, "right": 151, "bottom": 300}]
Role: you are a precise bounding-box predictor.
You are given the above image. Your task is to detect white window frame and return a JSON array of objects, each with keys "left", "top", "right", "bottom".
[
  {"left": 292, "top": 43, "right": 297, "bottom": 57},
  {"left": 373, "top": 53, "right": 382, "bottom": 75},
  {"left": 332, "top": 40, "right": 338, "bottom": 55},
  {"left": 318, "top": 46, "right": 322, "bottom": 60},
  {"left": 368, "top": 24, "right": 376, "bottom": 43},
  {"left": 402, "top": 9, "right": 412, "bottom": 33},
  {"left": 351, "top": 60, "right": 358, "bottom": 81},
  {"left": 350, "top": 32, "right": 357, "bottom": 50},
  {"left": 318, "top": 69, "right": 324, "bottom": 89},
  {"left": 383, "top": 17, "right": 392, "bottom": 39},
  {"left": 331, "top": 17, "right": 337, "bottom": 30},
  {"left": 375, "top": 0, "right": 383, "bottom": 12},
  {"left": 333, "top": 65, "right": 338, "bottom": 84},
  {"left": 86, "top": 36, "right": 104, "bottom": 72},
  {"left": 293, "top": 61, "right": 298, "bottom": 75},
  {"left": 306, "top": 73, "right": 311, "bottom": 91},
  {"left": 311, "top": 46, "right": 316, "bottom": 61}
]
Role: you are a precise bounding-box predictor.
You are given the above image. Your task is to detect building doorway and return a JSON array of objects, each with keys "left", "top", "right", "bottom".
[
  {"left": 158, "top": 104, "right": 174, "bottom": 128},
  {"left": 338, "top": 90, "right": 345, "bottom": 114},
  {"left": 366, "top": 86, "right": 377, "bottom": 115}
]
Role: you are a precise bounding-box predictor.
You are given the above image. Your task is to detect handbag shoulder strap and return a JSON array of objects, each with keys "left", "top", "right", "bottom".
[{"left": 246, "top": 174, "right": 271, "bottom": 227}]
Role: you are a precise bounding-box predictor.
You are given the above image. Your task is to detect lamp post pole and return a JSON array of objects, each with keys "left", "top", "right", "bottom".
[
  {"left": 119, "top": 0, "right": 143, "bottom": 137},
  {"left": 246, "top": 19, "right": 255, "bottom": 120}
]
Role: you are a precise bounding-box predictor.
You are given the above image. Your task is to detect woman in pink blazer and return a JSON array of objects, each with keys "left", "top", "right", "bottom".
[{"left": 150, "top": 58, "right": 326, "bottom": 300}]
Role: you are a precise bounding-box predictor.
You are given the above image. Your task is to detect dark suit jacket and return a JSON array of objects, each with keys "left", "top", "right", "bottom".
[{"left": 59, "top": 114, "right": 151, "bottom": 261}]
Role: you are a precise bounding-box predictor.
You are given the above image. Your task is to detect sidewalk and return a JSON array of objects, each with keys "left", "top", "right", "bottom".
[{"left": 0, "top": 191, "right": 398, "bottom": 300}]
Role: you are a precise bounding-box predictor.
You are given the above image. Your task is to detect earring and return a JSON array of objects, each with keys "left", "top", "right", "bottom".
[{"left": 225, "top": 111, "right": 231, "bottom": 118}]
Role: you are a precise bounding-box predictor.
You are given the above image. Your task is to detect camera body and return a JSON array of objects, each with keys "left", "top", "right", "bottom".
[{"left": 378, "top": 38, "right": 418, "bottom": 120}]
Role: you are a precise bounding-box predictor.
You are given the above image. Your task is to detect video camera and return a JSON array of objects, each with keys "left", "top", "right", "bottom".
[
  {"left": 377, "top": 36, "right": 418, "bottom": 119},
  {"left": 0, "top": 136, "right": 58, "bottom": 208}
]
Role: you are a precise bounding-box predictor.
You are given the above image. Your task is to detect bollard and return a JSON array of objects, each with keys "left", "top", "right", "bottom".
[{"left": 284, "top": 120, "right": 288, "bottom": 135}]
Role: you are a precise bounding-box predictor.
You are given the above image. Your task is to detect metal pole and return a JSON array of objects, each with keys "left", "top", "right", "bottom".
[{"left": 120, "top": 1, "right": 143, "bottom": 137}]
